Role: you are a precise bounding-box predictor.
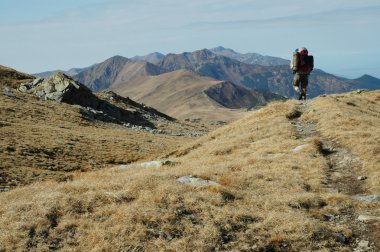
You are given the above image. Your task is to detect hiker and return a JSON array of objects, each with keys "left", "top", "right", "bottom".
[{"left": 290, "top": 47, "right": 314, "bottom": 100}]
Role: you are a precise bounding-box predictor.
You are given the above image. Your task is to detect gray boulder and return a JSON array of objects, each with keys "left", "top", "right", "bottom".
[
  {"left": 18, "top": 72, "right": 102, "bottom": 111},
  {"left": 18, "top": 77, "right": 44, "bottom": 92},
  {"left": 36, "top": 72, "right": 100, "bottom": 108}
]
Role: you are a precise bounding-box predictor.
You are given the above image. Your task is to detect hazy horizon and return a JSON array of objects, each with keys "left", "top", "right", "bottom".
[{"left": 1, "top": 0, "right": 379, "bottom": 78}]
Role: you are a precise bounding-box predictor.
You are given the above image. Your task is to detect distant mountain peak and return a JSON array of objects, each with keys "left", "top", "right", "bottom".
[
  {"left": 105, "top": 55, "right": 130, "bottom": 63},
  {"left": 210, "top": 47, "right": 289, "bottom": 67},
  {"left": 131, "top": 52, "right": 165, "bottom": 65},
  {"left": 357, "top": 74, "right": 376, "bottom": 80},
  {"left": 211, "top": 46, "right": 238, "bottom": 54}
]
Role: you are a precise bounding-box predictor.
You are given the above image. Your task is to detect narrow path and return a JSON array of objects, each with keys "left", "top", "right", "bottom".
[{"left": 290, "top": 101, "right": 376, "bottom": 251}]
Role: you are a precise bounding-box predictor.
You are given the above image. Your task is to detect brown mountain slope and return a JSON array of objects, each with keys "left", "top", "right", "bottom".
[
  {"left": 0, "top": 69, "right": 206, "bottom": 189},
  {"left": 0, "top": 65, "right": 35, "bottom": 88},
  {"left": 74, "top": 56, "right": 130, "bottom": 91},
  {"left": 111, "top": 70, "right": 250, "bottom": 121},
  {"left": 73, "top": 56, "right": 163, "bottom": 92},
  {"left": 205, "top": 81, "right": 282, "bottom": 109},
  {"left": 1, "top": 90, "right": 378, "bottom": 251},
  {"left": 111, "top": 61, "right": 163, "bottom": 89}
]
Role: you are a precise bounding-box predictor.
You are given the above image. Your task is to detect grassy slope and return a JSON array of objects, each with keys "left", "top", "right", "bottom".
[
  {"left": 0, "top": 92, "right": 194, "bottom": 188},
  {"left": 0, "top": 65, "right": 35, "bottom": 88},
  {"left": 0, "top": 91, "right": 379, "bottom": 251},
  {"left": 112, "top": 70, "right": 247, "bottom": 121},
  {"left": 303, "top": 91, "right": 380, "bottom": 192}
]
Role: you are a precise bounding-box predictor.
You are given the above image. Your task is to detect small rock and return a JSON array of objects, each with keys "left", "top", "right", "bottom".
[
  {"left": 351, "top": 89, "right": 367, "bottom": 94},
  {"left": 292, "top": 144, "right": 308, "bottom": 152},
  {"left": 113, "top": 160, "right": 171, "bottom": 170},
  {"left": 353, "top": 195, "right": 380, "bottom": 202},
  {"left": 334, "top": 233, "right": 350, "bottom": 244},
  {"left": 177, "top": 175, "right": 220, "bottom": 187},
  {"left": 357, "top": 176, "right": 367, "bottom": 181},
  {"left": 323, "top": 214, "right": 335, "bottom": 221},
  {"left": 3, "top": 87, "right": 15, "bottom": 97},
  {"left": 358, "top": 215, "right": 380, "bottom": 222},
  {"left": 354, "top": 240, "right": 371, "bottom": 252},
  {"left": 31, "top": 78, "right": 44, "bottom": 88},
  {"left": 358, "top": 240, "right": 369, "bottom": 248},
  {"left": 18, "top": 85, "right": 29, "bottom": 92},
  {"left": 35, "top": 90, "right": 45, "bottom": 98}
]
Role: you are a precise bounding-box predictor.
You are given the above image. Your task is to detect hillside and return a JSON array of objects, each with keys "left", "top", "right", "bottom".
[
  {"left": 73, "top": 56, "right": 163, "bottom": 92},
  {"left": 0, "top": 90, "right": 379, "bottom": 251},
  {"left": 0, "top": 69, "right": 206, "bottom": 189},
  {"left": 111, "top": 70, "right": 254, "bottom": 121},
  {"left": 74, "top": 56, "right": 130, "bottom": 91},
  {"left": 0, "top": 65, "right": 35, "bottom": 88}
]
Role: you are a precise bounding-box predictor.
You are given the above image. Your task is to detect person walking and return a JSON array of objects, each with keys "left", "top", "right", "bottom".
[{"left": 290, "top": 47, "right": 314, "bottom": 100}]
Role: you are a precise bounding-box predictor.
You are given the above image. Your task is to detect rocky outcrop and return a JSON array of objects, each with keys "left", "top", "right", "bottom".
[
  {"left": 17, "top": 72, "right": 176, "bottom": 129},
  {"left": 20, "top": 72, "right": 100, "bottom": 108}
]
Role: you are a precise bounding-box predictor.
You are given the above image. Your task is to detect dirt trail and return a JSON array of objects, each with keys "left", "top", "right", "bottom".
[{"left": 290, "top": 100, "right": 377, "bottom": 251}]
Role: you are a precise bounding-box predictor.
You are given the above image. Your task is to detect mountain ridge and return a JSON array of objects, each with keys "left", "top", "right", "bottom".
[
  {"left": 210, "top": 46, "right": 290, "bottom": 66},
  {"left": 131, "top": 52, "right": 165, "bottom": 64},
  {"left": 32, "top": 47, "right": 380, "bottom": 101}
]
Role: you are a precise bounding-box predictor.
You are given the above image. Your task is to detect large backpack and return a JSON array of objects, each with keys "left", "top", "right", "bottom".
[{"left": 292, "top": 52, "right": 313, "bottom": 72}]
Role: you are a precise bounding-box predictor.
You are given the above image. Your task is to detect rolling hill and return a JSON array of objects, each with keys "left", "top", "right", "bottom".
[{"left": 111, "top": 70, "right": 256, "bottom": 121}]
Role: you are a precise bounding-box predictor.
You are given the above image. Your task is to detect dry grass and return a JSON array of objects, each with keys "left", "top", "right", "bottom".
[
  {"left": 1, "top": 91, "right": 379, "bottom": 251},
  {"left": 112, "top": 70, "right": 248, "bottom": 122},
  {"left": 0, "top": 65, "right": 35, "bottom": 88},
  {"left": 302, "top": 91, "right": 380, "bottom": 193},
  {"left": 0, "top": 91, "right": 194, "bottom": 188}
]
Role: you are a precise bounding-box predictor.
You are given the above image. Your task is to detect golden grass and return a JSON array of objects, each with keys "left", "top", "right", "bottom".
[
  {"left": 112, "top": 70, "right": 248, "bottom": 122},
  {"left": 302, "top": 91, "right": 380, "bottom": 193},
  {"left": 1, "top": 91, "right": 379, "bottom": 251},
  {"left": 0, "top": 92, "right": 194, "bottom": 188},
  {"left": 0, "top": 65, "right": 35, "bottom": 88}
]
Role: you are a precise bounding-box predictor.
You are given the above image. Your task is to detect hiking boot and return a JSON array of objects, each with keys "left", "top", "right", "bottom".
[
  {"left": 293, "top": 86, "right": 300, "bottom": 93},
  {"left": 298, "top": 93, "right": 306, "bottom": 101}
]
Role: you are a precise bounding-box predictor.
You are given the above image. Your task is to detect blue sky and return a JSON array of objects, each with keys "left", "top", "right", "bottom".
[{"left": 1, "top": 0, "right": 379, "bottom": 78}]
